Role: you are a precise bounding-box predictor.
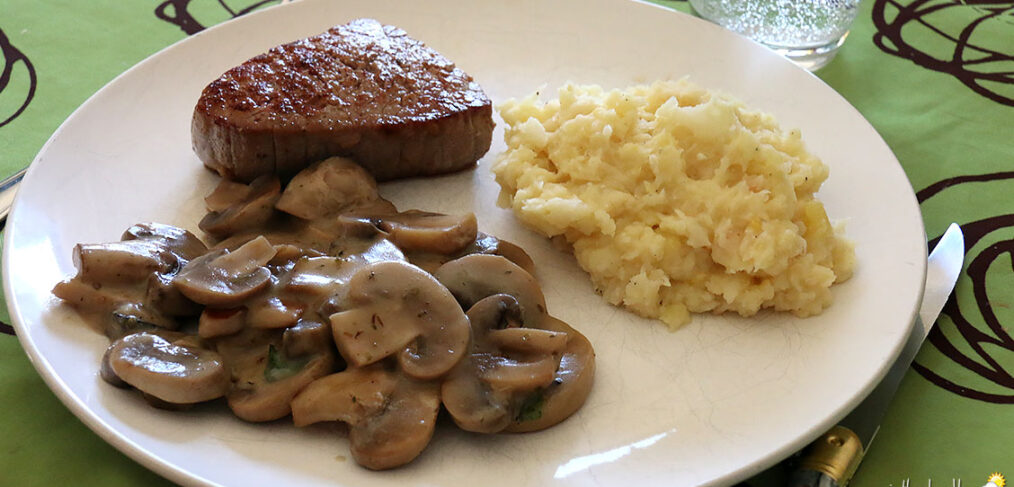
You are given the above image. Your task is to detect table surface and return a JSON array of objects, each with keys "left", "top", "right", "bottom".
[{"left": 1, "top": 0, "right": 1011, "bottom": 486}]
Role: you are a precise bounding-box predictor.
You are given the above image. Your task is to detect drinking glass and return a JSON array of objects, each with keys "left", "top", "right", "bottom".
[{"left": 688, "top": 0, "right": 862, "bottom": 71}]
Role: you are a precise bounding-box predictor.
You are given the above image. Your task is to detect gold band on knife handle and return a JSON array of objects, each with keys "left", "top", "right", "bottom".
[{"left": 797, "top": 426, "right": 864, "bottom": 486}]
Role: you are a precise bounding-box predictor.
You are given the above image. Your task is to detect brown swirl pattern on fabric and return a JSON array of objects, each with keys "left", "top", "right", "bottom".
[
  {"left": 872, "top": 0, "right": 1014, "bottom": 106},
  {"left": 915, "top": 171, "right": 1014, "bottom": 403},
  {"left": 0, "top": 27, "right": 37, "bottom": 128},
  {"left": 155, "top": 0, "right": 280, "bottom": 35}
]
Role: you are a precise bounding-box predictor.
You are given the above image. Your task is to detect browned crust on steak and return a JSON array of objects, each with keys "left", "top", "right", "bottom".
[{"left": 192, "top": 18, "right": 494, "bottom": 182}]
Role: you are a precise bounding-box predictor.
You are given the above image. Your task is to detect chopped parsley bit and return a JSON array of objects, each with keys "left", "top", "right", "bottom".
[
  {"left": 517, "top": 390, "right": 545, "bottom": 422},
  {"left": 264, "top": 345, "right": 309, "bottom": 383}
]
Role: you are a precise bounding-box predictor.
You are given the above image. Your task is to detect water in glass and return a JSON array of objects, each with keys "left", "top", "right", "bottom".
[{"left": 688, "top": 0, "right": 861, "bottom": 70}]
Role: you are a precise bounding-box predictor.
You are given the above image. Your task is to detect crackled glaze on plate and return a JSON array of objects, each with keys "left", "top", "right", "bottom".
[{"left": 3, "top": 0, "right": 926, "bottom": 485}]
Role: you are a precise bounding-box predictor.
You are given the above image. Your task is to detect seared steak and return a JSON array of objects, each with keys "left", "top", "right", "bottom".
[{"left": 192, "top": 19, "right": 494, "bottom": 182}]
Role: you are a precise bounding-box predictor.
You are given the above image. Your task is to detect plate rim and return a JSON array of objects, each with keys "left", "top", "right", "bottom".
[{"left": 2, "top": 0, "right": 928, "bottom": 485}]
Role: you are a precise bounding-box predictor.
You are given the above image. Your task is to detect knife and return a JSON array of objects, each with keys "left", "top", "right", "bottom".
[
  {"left": 0, "top": 166, "right": 26, "bottom": 226},
  {"left": 788, "top": 222, "right": 965, "bottom": 487}
]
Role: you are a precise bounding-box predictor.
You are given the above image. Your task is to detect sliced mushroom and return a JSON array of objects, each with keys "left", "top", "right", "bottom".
[
  {"left": 100, "top": 345, "right": 129, "bottom": 388},
  {"left": 53, "top": 279, "right": 132, "bottom": 333},
  {"left": 146, "top": 273, "right": 202, "bottom": 317},
  {"left": 198, "top": 308, "right": 246, "bottom": 338},
  {"left": 121, "top": 222, "right": 208, "bottom": 261},
  {"left": 203, "top": 179, "right": 254, "bottom": 213},
  {"left": 73, "top": 240, "right": 175, "bottom": 285},
  {"left": 350, "top": 378, "right": 439, "bottom": 470},
  {"left": 109, "top": 302, "right": 178, "bottom": 334},
  {"left": 344, "top": 237, "right": 406, "bottom": 266},
  {"left": 269, "top": 243, "right": 324, "bottom": 266},
  {"left": 246, "top": 296, "right": 302, "bottom": 329},
  {"left": 275, "top": 157, "right": 383, "bottom": 220},
  {"left": 75, "top": 224, "right": 207, "bottom": 319},
  {"left": 199, "top": 175, "right": 281, "bottom": 239},
  {"left": 292, "top": 364, "right": 440, "bottom": 470},
  {"left": 475, "top": 354, "right": 558, "bottom": 392},
  {"left": 103, "top": 332, "right": 229, "bottom": 404},
  {"left": 290, "top": 363, "right": 398, "bottom": 427},
  {"left": 504, "top": 316, "right": 595, "bottom": 433},
  {"left": 283, "top": 256, "right": 353, "bottom": 300},
  {"left": 460, "top": 233, "right": 538, "bottom": 276},
  {"left": 211, "top": 231, "right": 274, "bottom": 253},
  {"left": 216, "top": 328, "right": 336, "bottom": 422},
  {"left": 53, "top": 273, "right": 183, "bottom": 339},
  {"left": 405, "top": 232, "right": 539, "bottom": 276},
  {"left": 330, "top": 308, "right": 421, "bottom": 368},
  {"left": 434, "top": 264, "right": 596, "bottom": 434},
  {"left": 282, "top": 319, "right": 333, "bottom": 358},
  {"left": 173, "top": 236, "right": 277, "bottom": 307},
  {"left": 262, "top": 220, "right": 360, "bottom": 257},
  {"left": 487, "top": 327, "right": 569, "bottom": 355},
  {"left": 378, "top": 211, "right": 478, "bottom": 255},
  {"left": 329, "top": 261, "right": 470, "bottom": 380},
  {"left": 441, "top": 294, "right": 559, "bottom": 433},
  {"left": 434, "top": 254, "right": 547, "bottom": 326},
  {"left": 488, "top": 239, "right": 537, "bottom": 277}
]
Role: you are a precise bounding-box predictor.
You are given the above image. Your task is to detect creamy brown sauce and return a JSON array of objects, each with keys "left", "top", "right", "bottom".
[{"left": 53, "top": 156, "right": 595, "bottom": 470}]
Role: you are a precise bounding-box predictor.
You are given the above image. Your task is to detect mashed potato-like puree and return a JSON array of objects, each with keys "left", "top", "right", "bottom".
[{"left": 492, "top": 80, "right": 855, "bottom": 328}]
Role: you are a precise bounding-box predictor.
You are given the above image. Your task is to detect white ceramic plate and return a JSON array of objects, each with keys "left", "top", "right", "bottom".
[{"left": 4, "top": 0, "right": 926, "bottom": 485}]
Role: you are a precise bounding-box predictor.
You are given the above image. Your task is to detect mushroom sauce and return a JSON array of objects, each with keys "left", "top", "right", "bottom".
[{"left": 52, "top": 157, "right": 596, "bottom": 470}]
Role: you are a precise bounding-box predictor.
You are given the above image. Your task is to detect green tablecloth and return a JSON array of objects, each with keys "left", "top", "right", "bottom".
[{"left": 1, "top": 1, "right": 1011, "bottom": 485}]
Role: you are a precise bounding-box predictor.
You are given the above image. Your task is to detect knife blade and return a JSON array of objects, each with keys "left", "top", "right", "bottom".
[
  {"left": 0, "top": 166, "right": 26, "bottom": 225},
  {"left": 788, "top": 222, "right": 965, "bottom": 487}
]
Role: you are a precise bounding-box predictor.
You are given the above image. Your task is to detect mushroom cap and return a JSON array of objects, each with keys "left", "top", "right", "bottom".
[
  {"left": 121, "top": 222, "right": 208, "bottom": 261},
  {"left": 490, "top": 239, "right": 537, "bottom": 277},
  {"left": 203, "top": 179, "right": 253, "bottom": 213},
  {"left": 440, "top": 290, "right": 594, "bottom": 434},
  {"left": 227, "top": 353, "right": 335, "bottom": 422},
  {"left": 100, "top": 345, "right": 129, "bottom": 388},
  {"left": 173, "top": 235, "right": 277, "bottom": 307},
  {"left": 434, "top": 254, "right": 547, "bottom": 326},
  {"left": 505, "top": 316, "right": 596, "bottom": 433},
  {"left": 245, "top": 295, "right": 303, "bottom": 329},
  {"left": 378, "top": 211, "right": 478, "bottom": 255},
  {"left": 440, "top": 364, "right": 512, "bottom": 433},
  {"left": 199, "top": 175, "right": 281, "bottom": 239},
  {"left": 275, "top": 157, "right": 383, "bottom": 220},
  {"left": 198, "top": 307, "right": 246, "bottom": 338},
  {"left": 330, "top": 260, "right": 470, "bottom": 380},
  {"left": 281, "top": 239, "right": 405, "bottom": 313},
  {"left": 146, "top": 272, "right": 203, "bottom": 318},
  {"left": 290, "top": 364, "right": 398, "bottom": 427},
  {"left": 105, "top": 332, "right": 230, "bottom": 404},
  {"left": 282, "top": 319, "right": 333, "bottom": 358},
  {"left": 463, "top": 233, "right": 538, "bottom": 276},
  {"left": 349, "top": 378, "right": 440, "bottom": 470},
  {"left": 216, "top": 328, "right": 336, "bottom": 422},
  {"left": 292, "top": 365, "right": 441, "bottom": 470},
  {"left": 441, "top": 294, "right": 558, "bottom": 433}
]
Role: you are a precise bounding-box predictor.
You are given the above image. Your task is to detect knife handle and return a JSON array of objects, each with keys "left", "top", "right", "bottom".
[
  {"left": 787, "top": 426, "right": 863, "bottom": 487},
  {"left": 787, "top": 469, "right": 840, "bottom": 487}
]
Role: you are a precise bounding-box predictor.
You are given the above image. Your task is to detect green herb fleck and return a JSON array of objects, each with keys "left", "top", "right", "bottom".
[
  {"left": 264, "top": 345, "right": 309, "bottom": 383},
  {"left": 517, "top": 390, "right": 545, "bottom": 422}
]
